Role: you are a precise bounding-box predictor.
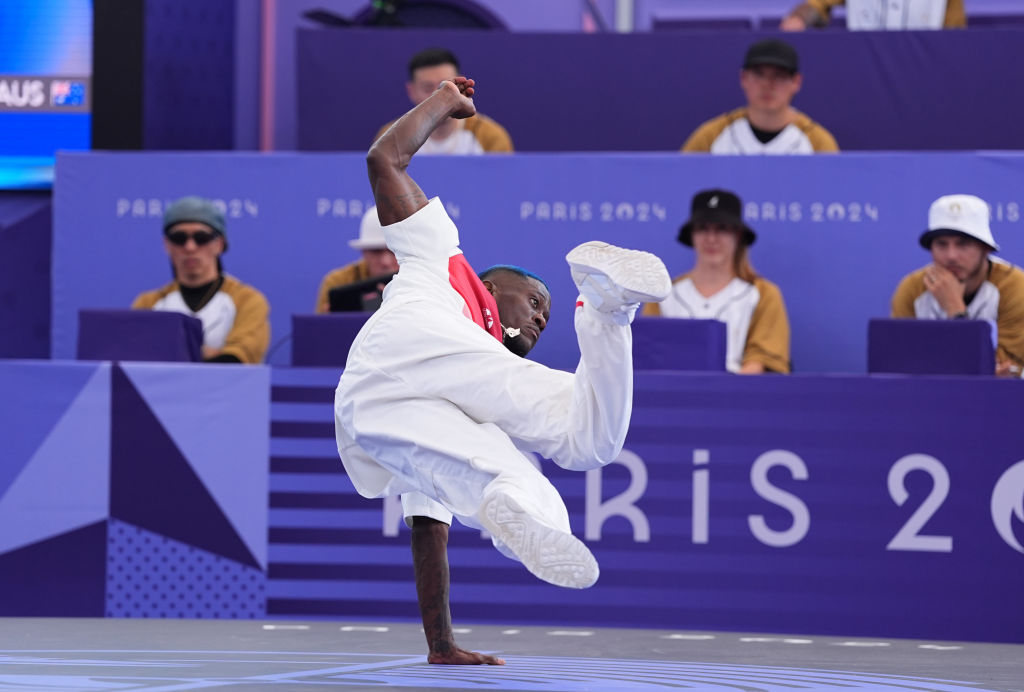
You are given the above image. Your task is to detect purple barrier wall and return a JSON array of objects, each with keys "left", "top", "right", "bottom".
[
  {"left": 6, "top": 359, "right": 1020, "bottom": 640},
  {"left": 296, "top": 27, "right": 1024, "bottom": 152},
  {"left": 269, "top": 367, "right": 1024, "bottom": 643},
  {"left": 52, "top": 151, "right": 1024, "bottom": 373},
  {"left": 0, "top": 194, "right": 51, "bottom": 359},
  {"left": 262, "top": 0, "right": 617, "bottom": 150},
  {"left": 143, "top": 0, "right": 236, "bottom": 150}
]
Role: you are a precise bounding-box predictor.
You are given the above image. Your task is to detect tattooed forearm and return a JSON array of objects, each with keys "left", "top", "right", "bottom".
[
  {"left": 377, "top": 191, "right": 429, "bottom": 220},
  {"left": 367, "top": 85, "right": 462, "bottom": 225}
]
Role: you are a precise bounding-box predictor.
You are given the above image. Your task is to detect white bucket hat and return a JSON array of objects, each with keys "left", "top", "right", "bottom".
[
  {"left": 919, "top": 194, "right": 999, "bottom": 252},
  {"left": 348, "top": 206, "right": 387, "bottom": 250}
]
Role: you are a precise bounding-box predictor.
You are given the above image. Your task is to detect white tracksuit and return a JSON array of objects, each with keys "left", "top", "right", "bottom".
[{"left": 334, "top": 198, "right": 633, "bottom": 543}]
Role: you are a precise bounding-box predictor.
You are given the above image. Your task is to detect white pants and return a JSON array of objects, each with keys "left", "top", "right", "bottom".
[{"left": 335, "top": 296, "right": 633, "bottom": 538}]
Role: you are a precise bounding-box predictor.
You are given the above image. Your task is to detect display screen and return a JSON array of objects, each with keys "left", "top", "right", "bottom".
[{"left": 0, "top": 0, "right": 92, "bottom": 189}]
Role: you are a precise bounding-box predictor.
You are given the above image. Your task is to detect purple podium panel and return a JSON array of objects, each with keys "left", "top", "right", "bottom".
[
  {"left": 0, "top": 360, "right": 270, "bottom": 618},
  {"left": 291, "top": 314, "right": 370, "bottom": 367},
  {"left": 0, "top": 361, "right": 110, "bottom": 616},
  {"left": 268, "top": 367, "right": 1024, "bottom": 643},
  {"left": 868, "top": 318, "right": 995, "bottom": 376},
  {"left": 77, "top": 309, "right": 202, "bottom": 363},
  {"left": 632, "top": 317, "right": 726, "bottom": 371}
]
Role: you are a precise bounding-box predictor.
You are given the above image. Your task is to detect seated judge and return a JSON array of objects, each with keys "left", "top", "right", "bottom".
[
  {"left": 642, "top": 189, "right": 790, "bottom": 374},
  {"left": 132, "top": 196, "right": 270, "bottom": 363},
  {"left": 315, "top": 206, "right": 399, "bottom": 314}
]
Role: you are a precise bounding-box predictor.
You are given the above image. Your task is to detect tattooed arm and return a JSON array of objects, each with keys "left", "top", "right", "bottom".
[{"left": 366, "top": 77, "right": 477, "bottom": 226}]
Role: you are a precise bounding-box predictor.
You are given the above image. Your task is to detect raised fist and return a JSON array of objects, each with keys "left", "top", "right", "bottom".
[{"left": 439, "top": 77, "right": 476, "bottom": 119}]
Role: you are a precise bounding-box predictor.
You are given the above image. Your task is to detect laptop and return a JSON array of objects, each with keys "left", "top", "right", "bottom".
[{"left": 327, "top": 273, "right": 396, "bottom": 312}]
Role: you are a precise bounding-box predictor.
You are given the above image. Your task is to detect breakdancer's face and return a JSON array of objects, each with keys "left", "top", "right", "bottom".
[{"left": 487, "top": 273, "right": 551, "bottom": 358}]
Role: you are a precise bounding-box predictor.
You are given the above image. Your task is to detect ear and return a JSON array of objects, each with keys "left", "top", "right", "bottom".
[
  {"left": 481, "top": 278, "right": 498, "bottom": 297},
  {"left": 791, "top": 73, "right": 803, "bottom": 94},
  {"left": 405, "top": 81, "right": 417, "bottom": 103}
]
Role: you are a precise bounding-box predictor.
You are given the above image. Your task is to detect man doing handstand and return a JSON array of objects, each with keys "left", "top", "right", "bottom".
[{"left": 334, "top": 76, "right": 670, "bottom": 664}]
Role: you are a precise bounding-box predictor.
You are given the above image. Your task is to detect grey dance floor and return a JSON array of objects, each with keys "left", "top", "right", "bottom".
[{"left": 0, "top": 618, "right": 1021, "bottom": 691}]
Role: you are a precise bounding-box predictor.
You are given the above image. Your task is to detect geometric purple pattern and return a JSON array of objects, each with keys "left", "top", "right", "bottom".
[
  {"left": 0, "top": 521, "right": 106, "bottom": 617},
  {"left": 106, "top": 519, "right": 264, "bottom": 618},
  {"left": 110, "top": 364, "right": 259, "bottom": 568}
]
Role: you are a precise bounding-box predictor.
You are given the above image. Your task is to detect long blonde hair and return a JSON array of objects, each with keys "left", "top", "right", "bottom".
[{"left": 734, "top": 243, "right": 758, "bottom": 283}]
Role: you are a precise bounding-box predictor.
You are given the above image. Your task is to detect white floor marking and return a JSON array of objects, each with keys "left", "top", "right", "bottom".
[
  {"left": 547, "top": 630, "right": 594, "bottom": 637},
  {"left": 501, "top": 629, "right": 521, "bottom": 635},
  {"left": 662, "top": 634, "right": 716, "bottom": 640},
  {"left": 339, "top": 626, "right": 389, "bottom": 633},
  {"left": 261, "top": 625, "right": 310, "bottom": 631},
  {"left": 832, "top": 641, "right": 892, "bottom": 647},
  {"left": 919, "top": 644, "right": 964, "bottom": 650}
]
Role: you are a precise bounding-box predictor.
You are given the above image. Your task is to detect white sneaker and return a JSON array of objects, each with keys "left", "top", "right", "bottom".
[
  {"left": 479, "top": 492, "right": 599, "bottom": 589},
  {"left": 566, "top": 241, "right": 671, "bottom": 314}
]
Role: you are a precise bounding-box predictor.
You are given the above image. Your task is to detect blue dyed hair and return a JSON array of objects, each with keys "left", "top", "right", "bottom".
[{"left": 479, "top": 264, "right": 549, "bottom": 291}]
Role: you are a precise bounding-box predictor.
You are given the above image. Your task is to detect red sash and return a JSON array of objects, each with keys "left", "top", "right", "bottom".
[{"left": 448, "top": 254, "right": 503, "bottom": 343}]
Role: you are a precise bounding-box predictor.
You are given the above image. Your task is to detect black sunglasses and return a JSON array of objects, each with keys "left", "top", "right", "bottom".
[{"left": 167, "top": 230, "right": 217, "bottom": 247}]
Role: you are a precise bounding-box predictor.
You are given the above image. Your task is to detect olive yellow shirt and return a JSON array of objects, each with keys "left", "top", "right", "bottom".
[
  {"left": 891, "top": 258, "right": 1024, "bottom": 368},
  {"left": 315, "top": 259, "right": 375, "bottom": 314},
  {"left": 683, "top": 108, "right": 838, "bottom": 154},
  {"left": 374, "top": 113, "right": 513, "bottom": 153},
  {"left": 795, "top": 0, "right": 965, "bottom": 27},
  {"left": 132, "top": 274, "right": 270, "bottom": 364},
  {"left": 643, "top": 274, "right": 791, "bottom": 374}
]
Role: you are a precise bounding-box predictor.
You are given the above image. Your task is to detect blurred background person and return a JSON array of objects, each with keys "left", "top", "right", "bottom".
[
  {"left": 374, "top": 47, "right": 513, "bottom": 154},
  {"left": 891, "top": 193, "right": 1024, "bottom": 377},
  {"left": 132, "top": 196, "right": 270, "bottom": 363},
  {"left": 316, "top": 206, "right": 399, "bottom": 313},
  {"left": 781, "top": 0, "right": 965, "bottom": 31},
  {"left": 643, "top": 189, "right": 790, "bottom": 374},
  {"left": 682, "top": 39, "right": 837, "bottom": 155}
]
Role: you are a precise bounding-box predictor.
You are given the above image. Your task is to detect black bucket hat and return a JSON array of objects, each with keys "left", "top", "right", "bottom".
[{"left": 677, "top": 189, "right": 756, "bottom": 247}]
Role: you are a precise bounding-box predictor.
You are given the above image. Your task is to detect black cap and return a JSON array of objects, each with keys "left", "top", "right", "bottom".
[
  {"left": 677, "top": 189, "right": 756, "bottom": 247},
  {"left": 743, "top": 38, "right": 799, "bottom": 73}
]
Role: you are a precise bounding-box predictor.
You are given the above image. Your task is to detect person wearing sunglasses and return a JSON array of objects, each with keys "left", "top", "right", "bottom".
[{"left": 131, "top": 196, "right": 270, "bottom": 363}]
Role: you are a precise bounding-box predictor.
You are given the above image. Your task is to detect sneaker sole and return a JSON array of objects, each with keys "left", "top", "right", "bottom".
[
  {"left": 479, "top": 492, "right": 599, "bottom": 589},
  {"left": 566, "top": 241, "right": 671, "bottom": 303}
]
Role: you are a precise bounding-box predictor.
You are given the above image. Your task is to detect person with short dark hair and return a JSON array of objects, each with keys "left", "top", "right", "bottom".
[
  {"left": 643, "top": 189, "right": 790, "bottom": 374},
  {"left": 132, "top": 196, "right": 270, "bottom": 363},
  {"left": 891, "top": 194, "right": 1024, "bottom": 377},
  {"left": 373, "top": 47, "right": 513, "bottom": 154},
  {"left": 682, "top": 39, "right": 837, "bottom": 155}
]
